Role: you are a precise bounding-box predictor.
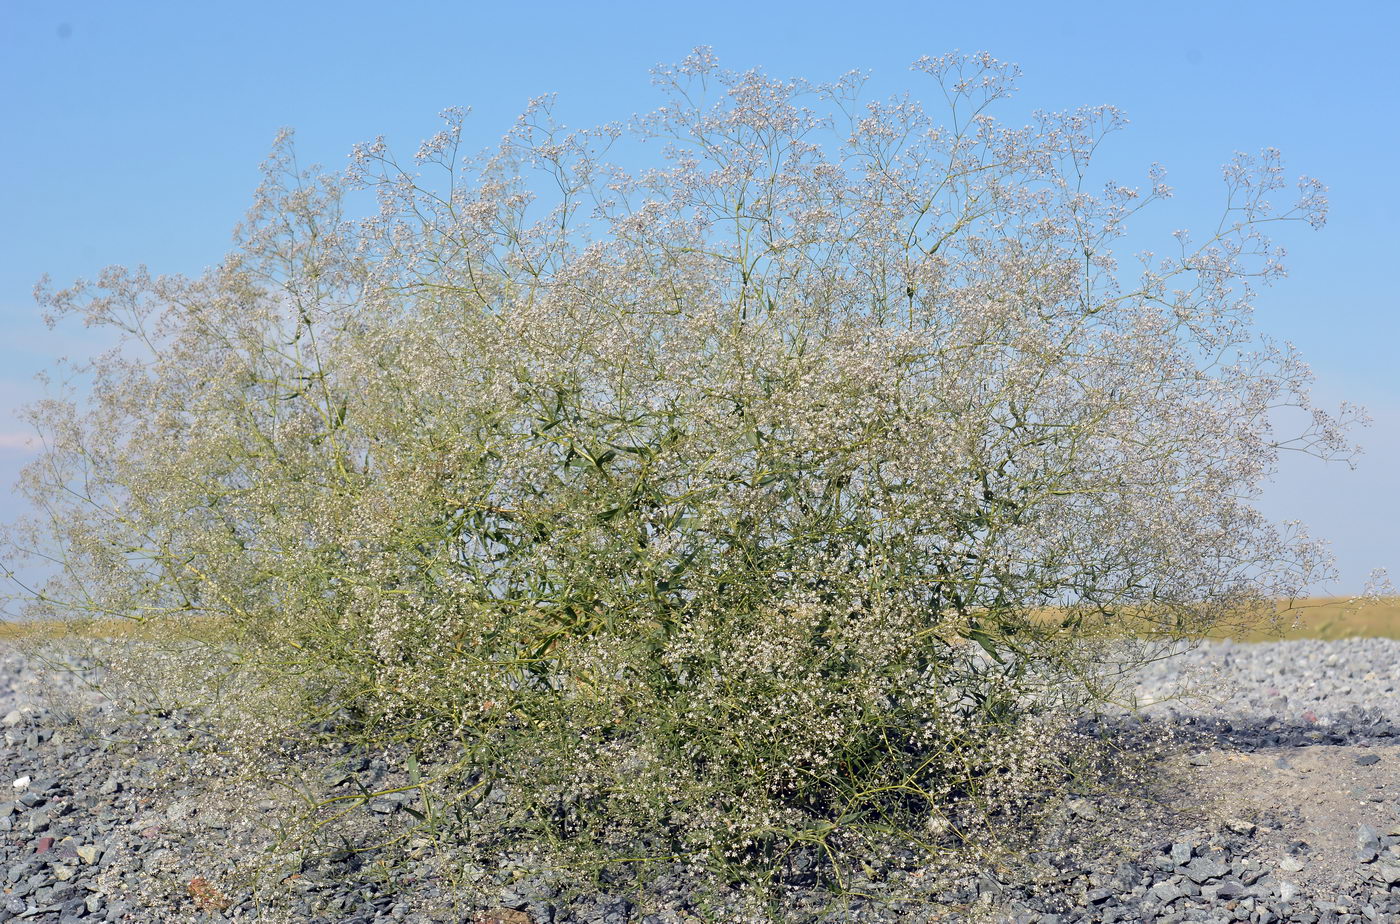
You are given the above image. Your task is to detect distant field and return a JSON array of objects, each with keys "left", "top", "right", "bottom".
[
  {"left": 2, "top": 598, "right": 1397, "bottom": 645},
  {"left": 0, "top": 616, "right": 225, "bottom": 643},
  {"left": 1211, "top": 596, "right": 1400, "bottom": 642}
]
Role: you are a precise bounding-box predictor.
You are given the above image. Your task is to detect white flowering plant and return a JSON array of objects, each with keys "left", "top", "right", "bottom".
[{"left": 4, "top": 50, "right": 1357, "bottom": 902}]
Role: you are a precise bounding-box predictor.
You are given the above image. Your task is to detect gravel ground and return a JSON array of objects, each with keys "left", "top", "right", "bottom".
[{"left": 2, "top": 637, "right": 1400, "bottom": 923}]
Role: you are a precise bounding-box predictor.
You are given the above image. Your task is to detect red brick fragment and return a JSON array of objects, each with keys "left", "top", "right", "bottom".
[
  {"left": 188, "top": 876, "right": 231, "bottom": 911},
  {"left": 476, "top": 911, "right": 530, "bottom": 924}
]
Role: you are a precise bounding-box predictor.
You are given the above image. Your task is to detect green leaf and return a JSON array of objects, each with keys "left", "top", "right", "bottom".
[
  {"left": 966, "top": 625, "right": 1005, "bottom": 663},
  {"left": 610, "top": 442, "right": 655, "bottom": 459}
]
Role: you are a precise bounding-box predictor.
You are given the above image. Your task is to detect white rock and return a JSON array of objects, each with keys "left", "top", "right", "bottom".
[
  {"left": 1, "top": 710, "right": 23, "bottom": 727},
  {"left": 11, "top": 776, "right": 29, "bottom": 791}
]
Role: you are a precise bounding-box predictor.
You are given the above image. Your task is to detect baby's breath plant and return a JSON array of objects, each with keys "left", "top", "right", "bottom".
[{"left": 4, "top": 50, "right": 1358, "bottom": 908}]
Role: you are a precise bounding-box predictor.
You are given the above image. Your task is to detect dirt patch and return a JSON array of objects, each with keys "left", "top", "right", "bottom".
[{"left": 1175, "top": 741, "right": 1400, "bottom": 896}]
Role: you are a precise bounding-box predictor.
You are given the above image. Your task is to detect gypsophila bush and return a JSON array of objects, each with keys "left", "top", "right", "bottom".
[{"left": 3, "top": 49, "right": 1361, "bottom": 904}]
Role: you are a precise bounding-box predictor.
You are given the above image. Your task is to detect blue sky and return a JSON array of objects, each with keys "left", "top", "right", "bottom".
[{"left": 2, "top": 1, "right": 1395, "bottom": 593}]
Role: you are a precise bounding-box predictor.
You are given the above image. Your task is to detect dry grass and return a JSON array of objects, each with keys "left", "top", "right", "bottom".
[
  {"left": 1212, "top": 596, "right": 1400, "bottom": 642},
  {"left": 0, "top": 615, "right": 232, "bottom": 644},
  {"left": 3, "top": 600, "right": 1395, "bottom": 645}
]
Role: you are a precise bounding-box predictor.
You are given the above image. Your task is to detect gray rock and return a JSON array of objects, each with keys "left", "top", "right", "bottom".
[
  {"left": 1201, "top": 879, "right": 1245, "bottom": 901},
  {"left": 1183, "top": 856, "right": 1229, "bottom": 883},
  {"left": 367, "top": 797, "right": 399, "bottom": 814},
  {"left": 1372, "top": 863, "right": 1400, "bottom": 884},
  {"left": 25, "top": 810, "right": 51, "bottom": 834},
  {"left": 1357, "top": 753, "right": 1381, "bottom": 766},
  {"left": 164, "top": 799, "right": 196, "bottom": 822},
  {"left": 1151, "top": 880, "right": 1184, "bottom": 903}
]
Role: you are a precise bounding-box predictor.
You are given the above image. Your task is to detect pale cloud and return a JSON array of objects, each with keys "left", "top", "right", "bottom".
[{"left": 0, "top": 432, "right": 38, "bottom": 452}]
